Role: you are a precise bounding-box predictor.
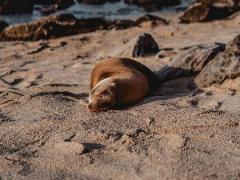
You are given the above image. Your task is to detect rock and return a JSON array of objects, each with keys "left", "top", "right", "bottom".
[
  {"left": 195, "top": 35, "right": 240, "bottom": 87},
  {"left": 198, "top": 98, "right": 223, "bottom": 111},
  {"left": 0, "top": 20, "right": 8, "bottom": 32},
  {"left": 135, "top": 14, "right": 169, "bottom": 26},
  {"left": 108, "top": 19, "right": 135, "bottom": 30},
  {"left": 108, "top": 14, "right": 169, "bottom": 30},
  {"left": 124, "top": 0, "right": 181, "bottom": 9},
  {"left": 0, "top": 0, "right": 35, "bottom": 14},
  {"left": 157, "top": 43, "right": 225, "bottom": 82},
  {"left": 132, "top": 33, "right": 160, "bottom": 57},
  {"left": 0, "top": 13, "right": 108, "bottom": 41},
  {"left": 54, "top": 142, "right": 85, "bottom": 155},
  {"left": 179, "top": 1, "right": 240, "bottom": 23},
  {"left": 179, "top": 2, "right": 210, "bottom": 23},
  {"left": 112, "top": 33, "right": 160, "bottom": 57},
  {"left": 63, "top": 132, "right": 76, "bottom": 142},
  {"left": 226, "top": 34, "right": 240, "bottom": 55},
  {"left": 77, "top": 0, "right": 120, "bottom": 5}
]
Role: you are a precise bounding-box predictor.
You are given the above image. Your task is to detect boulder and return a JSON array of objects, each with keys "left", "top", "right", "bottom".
[
  {"left": 179, "top": 0, "right": 240, "bottom": 23},
  {"left": 132, "top": 33, "right": 160, "bottom": 57},
  {"left": 157, "top": 43, "right": 225, "bottom": 82},
  {"left": 195, "top": 35, "right": 240, "bottom": 87},
  {"left": 111, "top": 33, "right": 160, "bottom": 57}
]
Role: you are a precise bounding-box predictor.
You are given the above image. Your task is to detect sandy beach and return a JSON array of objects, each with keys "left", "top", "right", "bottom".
[{"left": 0, "top": 5, "right": 240, "bottom": 179}]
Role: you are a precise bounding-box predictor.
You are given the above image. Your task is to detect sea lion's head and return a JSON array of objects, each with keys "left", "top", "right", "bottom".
[{"left": 88, "top": 78, "right": 118, "bottom": 112}]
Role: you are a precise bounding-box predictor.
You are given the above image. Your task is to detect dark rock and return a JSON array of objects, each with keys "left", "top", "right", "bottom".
[
  {"left": 0, "top": 14, "right": 108, "bottom": 41},
  {"left": 112, "top": 33, "right": 160, "bottom": 57},
  {"left": 132, "top": 33, "right": 160, "bottom": 57},
  {"left": 0, "top": 13, "right": 169, "bottom": 41},
  {"left": 77, "top": 0, "right": 120, "bottom": 5},
  {"left": 124, "top": 0, "right": 181, "bottom": 9},
  {"left": 226, "top": 34, "right": 240, "bottom": 55},
  {"left": 0, "top": 20, "right": 8, "bottom": 32},
  {"left": 108, "top": 14, "right": 169, "bottom": 30},
  {"left": 179, "top": 2, "right": 210, "bottom": 23},
  {"left": 0, "top": 0, "right": 34, "bottom": 14},
  {"left": 108, "top": 19, "right": 135, "bottom": 30},
  {"left": 135, "top": 14, "right": 169, "bottom": 26},
  {"left": 195, "top": 35, "right": 240, "bottom": 87},
  {"left": 157, "top": 43, "right": 225, "bottom": 82},
  {"left": 179, "top": 0, "right": 240, "bottom": 23}
]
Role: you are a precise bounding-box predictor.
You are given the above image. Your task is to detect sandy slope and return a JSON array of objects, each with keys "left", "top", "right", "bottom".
[{"left": 0, "top": 13, "right": 240, "bottom": 179}]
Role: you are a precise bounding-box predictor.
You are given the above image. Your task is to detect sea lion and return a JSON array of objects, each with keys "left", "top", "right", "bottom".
[{"left": 88, "top": 58, "right": 159, "bottom": 112}]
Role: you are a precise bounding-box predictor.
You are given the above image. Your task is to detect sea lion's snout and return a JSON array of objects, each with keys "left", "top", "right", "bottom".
[
  {"left": 88, "top": 97, "right": 99, "bottom": 112},
  {"left": 88, "top": 103, "right": 95, "bottom": 112},
  {"left": 88, "top": 100, "right": 111, "bottom": 113}
]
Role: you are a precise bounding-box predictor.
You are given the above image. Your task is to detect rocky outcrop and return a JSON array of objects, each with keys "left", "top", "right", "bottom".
[
  {"left": 0, "top": 0, "right": 35, "bottom": 14},
  {"left": 179, "top": 0, "right": 240, "bottom": 23},
  {"left": 157, "top": 43, "right": 226, "bottom": 82},
  {"left": 0, "top": 14, "right": 168, "bottom": 41},
  {"left": 157, "top": 35, "right": 240, "bottom": 87},
  {"left": 195, "top": 35, "right": 240, "bottom": 87},
  {"left": 0, "top": 14, "right": 108, "bottom": 41},
  {"left": 124, "top": 0, "right": 181, "bottom": 9}
]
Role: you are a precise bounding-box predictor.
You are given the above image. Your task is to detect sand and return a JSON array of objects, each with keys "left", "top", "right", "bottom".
[{"left": 0, "top": 12, "right": 240, "bottom": 179}]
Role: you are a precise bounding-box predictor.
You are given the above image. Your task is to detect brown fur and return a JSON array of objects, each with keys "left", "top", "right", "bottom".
[{"left": 88, "top": 58, "right": 159, "bottom": 112}]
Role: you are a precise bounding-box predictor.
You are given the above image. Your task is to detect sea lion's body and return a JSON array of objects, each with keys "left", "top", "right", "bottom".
[{"left": 88, "top": 58, "right": 159, "bottom": 112}]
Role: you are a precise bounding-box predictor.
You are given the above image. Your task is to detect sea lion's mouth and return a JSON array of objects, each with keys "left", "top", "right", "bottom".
[{"left": 88, "top": 104, "right": 110, "bottom": 113}]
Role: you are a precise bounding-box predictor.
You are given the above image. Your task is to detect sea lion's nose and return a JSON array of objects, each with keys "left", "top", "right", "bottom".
[{"left": 88, "top": 103, "right": 93, "bottom": 110}]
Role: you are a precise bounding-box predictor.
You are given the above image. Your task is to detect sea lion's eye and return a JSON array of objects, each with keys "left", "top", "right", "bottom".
[{"left": 102, "top": 90, "right": 109, "bottom": 95}]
